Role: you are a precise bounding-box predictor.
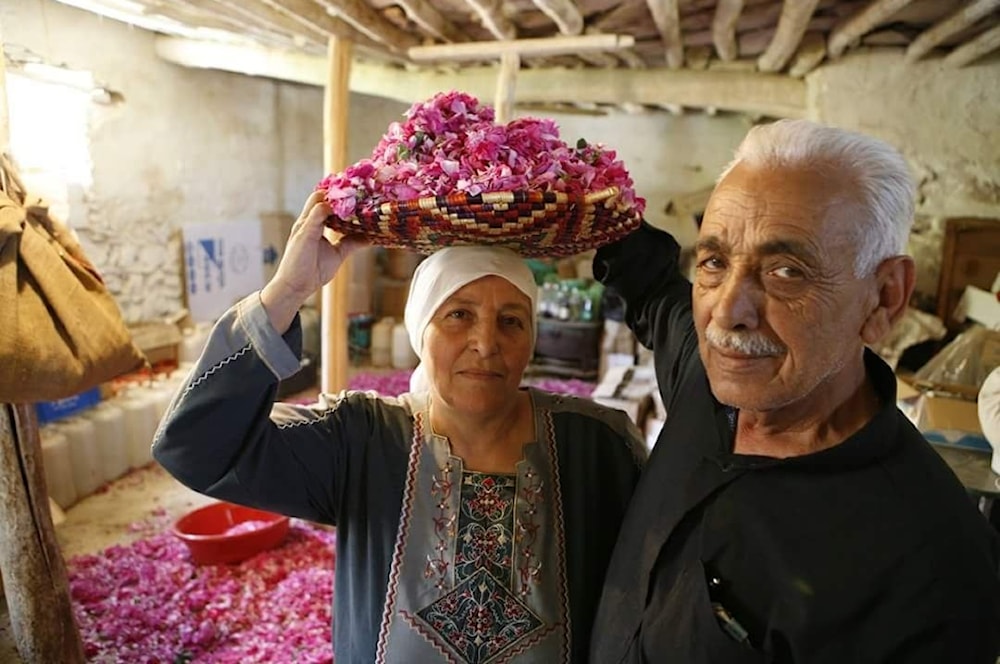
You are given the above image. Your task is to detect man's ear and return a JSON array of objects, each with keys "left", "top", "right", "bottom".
[{"left": 861, "top": 255, "right": 916, "bottom": 345}]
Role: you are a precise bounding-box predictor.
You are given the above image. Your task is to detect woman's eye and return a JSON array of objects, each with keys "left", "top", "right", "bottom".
[
  {"left": 446, "top": 309, "right": 470, "bottom": 320},
  {"left": 501, "top": 316, "right": 525, "bottom": 328}
]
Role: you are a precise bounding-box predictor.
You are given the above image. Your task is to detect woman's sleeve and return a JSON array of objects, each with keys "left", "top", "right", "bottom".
[{"left": 152, "top": 292, "right": 366, "bottom": 525}]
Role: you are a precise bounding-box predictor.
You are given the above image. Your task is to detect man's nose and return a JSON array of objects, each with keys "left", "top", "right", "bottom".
[{"left": 712, "top": 270, "right": 761, "bottom": 330}]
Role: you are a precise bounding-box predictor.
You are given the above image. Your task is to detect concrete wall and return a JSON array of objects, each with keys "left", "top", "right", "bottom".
[{"left": 3, "top": 1, "right": 998, "bottom": 323}]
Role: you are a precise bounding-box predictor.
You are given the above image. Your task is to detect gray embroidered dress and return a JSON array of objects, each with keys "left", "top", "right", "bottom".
[{"left": 153, "top": 293, "right": 645, "bottom": 664}]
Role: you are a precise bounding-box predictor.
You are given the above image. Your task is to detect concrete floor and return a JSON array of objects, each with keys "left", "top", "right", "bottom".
[{"left": 0, "top": 464, "right": 215, "bottom": 663}]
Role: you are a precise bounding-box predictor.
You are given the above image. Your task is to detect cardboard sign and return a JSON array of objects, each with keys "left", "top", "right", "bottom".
[{"left": 182, "top": 220, "right": 263, "bottom": 323}]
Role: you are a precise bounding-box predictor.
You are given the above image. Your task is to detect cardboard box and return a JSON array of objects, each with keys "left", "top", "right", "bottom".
[
  {"left": 182, "top": 220, "right": 264, "bottom": 323},
  {"left": 592, "top": 364, "right": 656, "bottom": 426},
  {"left": 259, "top": 212, "right": 295, "bottom": 283},
  {"left": 915, "top": 391, "right": 990, "bottom": 453}
]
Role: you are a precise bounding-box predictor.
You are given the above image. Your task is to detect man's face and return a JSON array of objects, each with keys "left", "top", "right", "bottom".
[{"left": 692, "top": 162, "right": 879, "bottom": 413}]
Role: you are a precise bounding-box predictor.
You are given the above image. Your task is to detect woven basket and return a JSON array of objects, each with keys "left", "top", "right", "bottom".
[{"left": 323, "top": 186, "right": 641, "bottom": 257}]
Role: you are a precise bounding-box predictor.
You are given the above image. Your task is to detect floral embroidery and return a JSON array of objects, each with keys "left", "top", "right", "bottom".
[
  {"left": 417, "top": 471, "right": 542, "bottom": 662},
  {"left": 516, "top": 467, "right": 543, "bottom": 596},
  {"left": 425, "top": 462, "right": 456, "bottom": 591}
]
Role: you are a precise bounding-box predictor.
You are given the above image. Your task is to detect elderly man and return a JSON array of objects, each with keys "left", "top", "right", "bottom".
[{"left": 590, "top": 120, "right": 1000, "bottom": 663}]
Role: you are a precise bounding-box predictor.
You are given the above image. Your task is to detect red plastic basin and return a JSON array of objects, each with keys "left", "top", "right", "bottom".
[{"left": 172, "top": 501, "right": 290, "bottom": 565}]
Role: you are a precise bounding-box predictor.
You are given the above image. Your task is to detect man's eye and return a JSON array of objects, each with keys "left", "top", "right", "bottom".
[
  {"left": 697, "top": 256, "right": 725, "bottom": 271},
  {"left": 769, "top": 266, "right": 803, "bottom": 279}
]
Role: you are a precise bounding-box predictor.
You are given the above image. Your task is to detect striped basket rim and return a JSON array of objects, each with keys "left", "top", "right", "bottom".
[{"left": 324, "top": 186, "right": 640, "bottom": 258}]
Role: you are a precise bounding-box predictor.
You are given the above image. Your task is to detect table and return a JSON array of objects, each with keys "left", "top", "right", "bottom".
[{"left": 931, "top": 444, "right": 1000, "bottom": 517}]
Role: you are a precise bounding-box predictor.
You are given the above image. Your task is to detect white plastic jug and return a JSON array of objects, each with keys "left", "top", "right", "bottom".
[
  {"left": 391, "top": 322, "right": 418, "bottom": 370},
  {"left": 59, "top": 417, "right": 103, "bottom": 498},
  {"left": 85, "top": 403, "right": 129, "bottom": 482},
  {"left": 371, "top": 317, "right": 395, "bottom": 368},
  {"left": 41, "top": 426, "right": 77, "bottom": 510}
]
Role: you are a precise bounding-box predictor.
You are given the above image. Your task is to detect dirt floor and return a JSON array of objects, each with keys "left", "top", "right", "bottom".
[{"left": 0, "top": 464, "right": 215, "bottom": 663}]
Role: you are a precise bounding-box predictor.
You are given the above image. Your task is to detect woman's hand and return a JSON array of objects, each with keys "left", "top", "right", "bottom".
[{"left": 261, "top": 190, "right": 367, "bottom": 333}]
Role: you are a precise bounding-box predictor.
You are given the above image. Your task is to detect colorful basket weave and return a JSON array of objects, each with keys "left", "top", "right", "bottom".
[{"left": 323, "top": 186, "right": 641, "bottom": 258}]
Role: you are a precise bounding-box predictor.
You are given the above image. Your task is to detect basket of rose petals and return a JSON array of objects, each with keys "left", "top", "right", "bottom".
[{"left": 316, "top": 91, "right": 644, "bottom": 257}]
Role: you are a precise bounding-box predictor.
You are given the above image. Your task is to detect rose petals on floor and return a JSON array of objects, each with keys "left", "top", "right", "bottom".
[{"left": 66, "top": 516, "right": 337, "bottom": 663}]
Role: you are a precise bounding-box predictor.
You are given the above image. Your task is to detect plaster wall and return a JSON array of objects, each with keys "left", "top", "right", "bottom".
[{"left": 807, "top": 50, "right": 1000, "bottom": 221}]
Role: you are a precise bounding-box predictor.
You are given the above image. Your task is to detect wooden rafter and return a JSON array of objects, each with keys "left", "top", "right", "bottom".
[
  {"left": 460, "top": 0, "right": 517, "bottom": 40},
  {"left": 646, "top": 0, "right": 684, "bottom": 68},
  {"left": 259, "top": 0, "right": 401, "bottom": 54},
  {"left": 155, "top": 36, "right": 807, "bottom": 117},
  {"left": 393, "top": 0, "right": 468, "bottom": 42},
  {"left": 179, "top": 0, "right": 324, "bottom": 45},
  {"left": 757, "top": 0, "right": 821, "bottom": 72},
  {"left": 314, "top": 0, "right": 421, "bottom": 49},
  {"left": 408, "top": 33, "right": 634, "bottom": 61},
  {"left": 712, "top": 0, "right": 744, "bottom": 61},
  {"left": 943, "top": 23, "right": 1000, "bottom": 67},
  {"left": 828, "top": 0, "right": 917, "bottom": 58},
  {"left": 788, "top": 30, "right": 826, "bottom": 77},
  {"left": 529, "top": 0, "right": 584, "bottom": 36},
  {"left": 130, "top": 0, "right": 304, "bottom": 48},
  {"left": 906, "top": 0, "right": 1000, "bottom": 62}
]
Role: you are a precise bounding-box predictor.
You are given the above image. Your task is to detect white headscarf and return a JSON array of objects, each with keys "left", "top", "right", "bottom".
[{"left": 404, "top": 246, "right": 538, "bottom": 393}]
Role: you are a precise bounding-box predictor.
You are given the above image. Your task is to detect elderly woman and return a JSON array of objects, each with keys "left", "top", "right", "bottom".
[{"left": 153, "top": 191, "right": 645, "bottom": 664}]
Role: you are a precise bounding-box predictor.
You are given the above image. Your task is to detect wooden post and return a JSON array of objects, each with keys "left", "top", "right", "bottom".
[
  {"left": 0, "top": 24, "right": 85, "bottom": 663},
  {"left": 320, "top": 36, "right": 354, "bottom": 393},
  {"left": 494, "top": 52, "right": 520, "bottom": 124},
  {"left": 0, "top": 406, "right": 85, "bottom": 663}
]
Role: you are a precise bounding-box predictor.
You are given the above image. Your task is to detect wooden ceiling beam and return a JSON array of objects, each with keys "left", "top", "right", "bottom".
[
  {"left": 127, "top": 0, "right": 303, "bottom": 49},
  {"left": 155, "top": 36, "right": 806, "bottom": 117},
  {"left": 529, "top": 0, "right": 584, "bottom": 36},
  {"left": 757, "top": 0, "right": 821, "bottom": 72},
  {"left": 392, "top": 0, "right": 468, "bottom": 42},
  {"left": 179, "top": 0, "right": 323, "bottom": 46},
  {"left": 259, "top": 0, "right": 399, "bottom": 53},
  {"left": 313, "top": 0, "right": 421, "bottom": 49},
  {"left": 906, "top": 0, "right": 1000, "bottom": 62},
  {"left": 646, "top": 0, "right": 685, "bottom": 68},
  {"left": 787, "top": 30, "right": 826, "bottom": 77},
  {"left": 712, "top": 0, "right": 744, "bottom": 61},
  {"left": 943, "top": 23, "right": 1000, "bottom": 67},
  {"left": 827, "top": 0, "right": 917, "bottom": 58},
  {"left": 408, "top": 33, "right": 634, "bottom": 62},
  {"left": 460, "top": 0, "right": 517, "bottom": 40}
]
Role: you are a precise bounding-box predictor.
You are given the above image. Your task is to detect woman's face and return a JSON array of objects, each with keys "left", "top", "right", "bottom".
[{"left": 422, "top": 275, "right": 534, "bottom": 418}]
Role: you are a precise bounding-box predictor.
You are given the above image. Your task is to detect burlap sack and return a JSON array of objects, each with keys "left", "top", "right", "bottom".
[{"left": 0, "top": 159, "right": 146, "bottom": 403}]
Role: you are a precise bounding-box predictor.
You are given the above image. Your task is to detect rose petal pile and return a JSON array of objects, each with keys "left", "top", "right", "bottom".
[
  {"left": 67, "top": 515, "right": 336, "bottom": 663},
  {"left": 317, "top": 90, "right": 645, "bottom": 221}
]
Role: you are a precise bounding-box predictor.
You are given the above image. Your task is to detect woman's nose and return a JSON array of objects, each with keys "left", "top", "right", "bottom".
[
  {"left": 468, "top": 320, "right": 500, "bottom": 354},
  {"left": 712, "top": 271, "right": 761, "bottom": 330}
]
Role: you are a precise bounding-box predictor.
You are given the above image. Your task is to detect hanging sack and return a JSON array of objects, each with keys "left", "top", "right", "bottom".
[{"left": 0, "top": 154, "right": 146, "bottom": 403}]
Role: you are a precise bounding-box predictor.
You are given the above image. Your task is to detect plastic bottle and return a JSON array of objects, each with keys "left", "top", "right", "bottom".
[
  {"left": 40, "top": 426, "right": 77, "bottom": 510},
  {"left": 371, "top": 317, "right": 395, "bottom": 368},
  {"left": 391, "top": 321, "right": 418, "bottom": 370},
  {"left": 58, "top": 417, "right": 102, "bottom": 498},
  {"left": 85, "top": 403, "right": 129, "bottom": 482}
]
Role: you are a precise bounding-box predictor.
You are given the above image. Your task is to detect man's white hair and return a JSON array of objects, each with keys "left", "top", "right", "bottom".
[{"left": 717, "top": 119, "right": 915, "bottom": 277}]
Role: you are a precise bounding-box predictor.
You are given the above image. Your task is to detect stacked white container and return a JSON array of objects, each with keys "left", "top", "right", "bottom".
[
  {"left": 371, "top": 318, "right": 395, "bottom": 368},
  {"left": 120, "top": 389, "right": 158, "bottom": 470},
  {"left": 40, "top": 426, "right": 77, "bottom": 510},
  {"left": 57, "top": 417, "right": 103, "bottom": 498},
  {"left": 85, "top": 403, "right": 129, "bottom": 482},
  {"left": 391, "top": 321, "right": 418, "bottom": 369}
]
